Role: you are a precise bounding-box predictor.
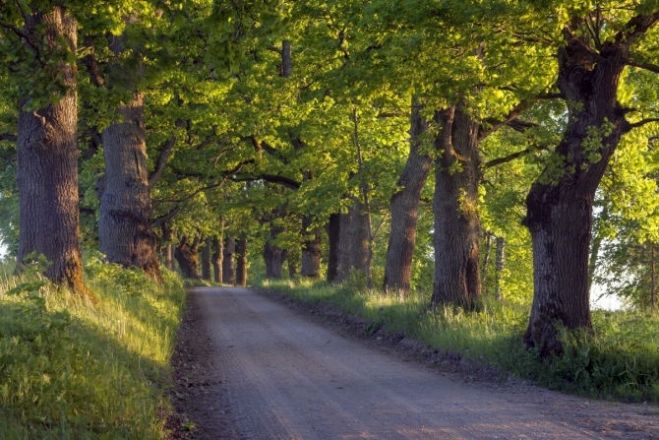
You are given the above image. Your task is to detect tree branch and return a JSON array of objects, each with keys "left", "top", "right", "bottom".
[
  {"left": 614, "top": 11, "right": 659, "bottom": 47},
  {"left": 625, "top": 58, "right": 659, "bottom": 74},
  {"left": 484, "top": 144, "right": 546, "bottom": 169},
  {"left": 625, "top": 117, "right": 659, "bottom": 131},
  {"left": 148, "top": 137, "right": 176, "bottom": 186},
  {"left": 229, "top": 173, "right": 301, "bottom": 189}
]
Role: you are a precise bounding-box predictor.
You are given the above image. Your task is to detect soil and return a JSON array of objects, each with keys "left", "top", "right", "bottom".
[{"left": 167, "top": 287, "right": 659, "bottom": 439}]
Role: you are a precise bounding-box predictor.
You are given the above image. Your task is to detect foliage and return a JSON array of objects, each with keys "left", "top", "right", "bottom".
[{"left": 0, "top": 259, "right": 185, "bottom": 439}]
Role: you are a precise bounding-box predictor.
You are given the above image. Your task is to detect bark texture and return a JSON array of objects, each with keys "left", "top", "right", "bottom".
[
  {"left": 326, "top": 213, "right": 342, "bottom": 282},
  {"left": 201, "top": 239, "right": 212, "bottom": 281},
  {"left": 223, "top": 237, "right": 236, "bottom": 285},
  {"left": 212, "top": 237, "right": 223, "bottom": 284},
  {"left": 236, "top": 237, "right": 248, "bottom": 287},
  {"left": 264, "top": 223, "right": 285, "bottom": 279},
  {"left": 175, "top": 238, "right": 200, "bottom": 279},
  {"left": 99, "top": 92, "right": 160, "bottom": 278},
  {"left": 523, "top": 30, "right": 635, "bottom": 356},
  {"left": 301, "top": 217, "right": 321, "bottom": 278},
  {"left": 16, "top": 7, "right": 85, "bottom": 293},
  {"left": 431, "top": 107, "right": 482, "bottom": 309},
  {"left": 384, "top": 99, "right": 432, "bottom": 294}
]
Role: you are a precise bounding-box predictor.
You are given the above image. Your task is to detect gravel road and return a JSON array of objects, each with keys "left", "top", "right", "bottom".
[{"left": 173, "top": 287, "right": 658, "bottom": 440}]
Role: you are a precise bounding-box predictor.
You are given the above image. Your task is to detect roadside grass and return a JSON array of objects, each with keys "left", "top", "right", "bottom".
[
  {"left": 0, "top": 255, "right": 186, "bottom": 439},
  {"left": 261, "top": 278, "right": 659, "bottom": 403}
]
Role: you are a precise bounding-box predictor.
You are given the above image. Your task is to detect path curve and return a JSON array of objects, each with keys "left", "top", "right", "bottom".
[{"left": 178, "top": 287, "right": 658, "bottom": 440}]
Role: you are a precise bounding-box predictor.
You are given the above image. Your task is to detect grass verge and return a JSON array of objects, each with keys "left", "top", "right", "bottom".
[
  {"left": 261, "top": 278, "right": 658, "bottom": 403},
  {"left": 0, "top": 255, "right": 186, "bottom": 439}
]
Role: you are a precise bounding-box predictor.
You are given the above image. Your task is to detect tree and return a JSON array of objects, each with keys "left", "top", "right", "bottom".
[
  {"left": 523, "top": 4, "right": 659, "bottom": 356},
  {"left": 4, "top": 5, "right": 86, "bottom": 292}
]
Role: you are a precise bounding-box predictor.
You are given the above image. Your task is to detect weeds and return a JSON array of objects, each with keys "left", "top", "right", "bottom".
[{"left": 0, "top": 255, "right": 186, "bottom": 439}]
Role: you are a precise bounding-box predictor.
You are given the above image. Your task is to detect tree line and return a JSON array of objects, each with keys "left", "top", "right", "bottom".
[{"left": 0, "top": 1, "right": 657, "bottom": 357}]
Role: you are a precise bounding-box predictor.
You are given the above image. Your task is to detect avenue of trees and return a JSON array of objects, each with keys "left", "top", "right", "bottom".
[{"left": 0, "top": 0, "right": 657, "bottom": 356}]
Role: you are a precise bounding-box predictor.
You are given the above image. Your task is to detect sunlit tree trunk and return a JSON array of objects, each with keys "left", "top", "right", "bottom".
[
  {"left": 524, "top": 36, "right": 630, "bottom": 356},
  {"left": 301, "top": 217, "right": 321, "bottom": 278},
  {"left": 201, "top": 239, "right": 212, "bottom": 281},
  {"left": 431, "top": 106, "right": 482, "bottom": 309},
  {"left": 327, "top": 213, "right": 342, "bottom": 282},
  {"left": 236, "top": 237, "right": 247, "bottom": 287},
  {"left": 223, "top": 237, "right": 236, "bottom": 285},
  {"left": 212, "top": 237, "right": 223, "bottom": 283},
  {"left": 16, "top": 7, "right": 85, "bottom": 293},
  {"left": 384, "top": 98, "right": 431, "bottom": 294},
  {"left": 174, "top": 237, "right": 200, "bottom": 279}
]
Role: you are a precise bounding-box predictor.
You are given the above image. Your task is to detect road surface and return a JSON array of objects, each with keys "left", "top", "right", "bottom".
[{"left": 173, "top": 287, "right": 658, "bottom": 439}]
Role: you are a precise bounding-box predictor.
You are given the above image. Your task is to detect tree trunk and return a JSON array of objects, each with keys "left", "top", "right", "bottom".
[
  {"left": 301, "top": 216, "right": 321, "bottom": 278},
  {"left": 236, "top": 237, "right": 247, "bottom": 287},
  {"left": 335, "top": 213, "right": 352, "bottom": 282},
  {"left": 99, "top": 92, "right": 160, "bottom": 278},
  {"left": 384, "top": 98, "right": 432, "bottom": 294},
  {"left": 349, "top": 201, "right": 371, "bottom": 280},
  {"left": 264, "top": 222, "right": 285, "bottom": 279},
  {"left": 16, "top": 7, "right": 85, "bottom": 293},
  {"left": 327, "top": 213, "right": 342, "bottom": 282},
  {"left": 523, "top": 34, "right": 630, "bottom": 357},
  {"left": 201, "top": 239, "right": 211, "bottom": 281},
  {"left": 223, "top": 237, "right": 236, "bottom": 285},
  {"left": 212, "top": 237, "right": 223, "bottom": 283},
  {"left": 431, "top": 106, "right": 482, "bottom": 309},
  {"left": 494, "top": 236, "right": 505, "bottom": 301},
  {"left": 174, "top": 238, "right": 200, "bottom": 279}
]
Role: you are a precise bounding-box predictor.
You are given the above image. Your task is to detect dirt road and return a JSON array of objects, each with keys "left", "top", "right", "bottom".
[{"left": 172, "top": 287, "right": 658, "bottom": 439}]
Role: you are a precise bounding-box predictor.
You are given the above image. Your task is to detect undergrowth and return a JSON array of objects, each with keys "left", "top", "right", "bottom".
[
  {"left": 0, "top": 255, "right": 186, "bottom": 439},
  {"left": 261, "top": 278, "right": 658, "bottom": 403}
]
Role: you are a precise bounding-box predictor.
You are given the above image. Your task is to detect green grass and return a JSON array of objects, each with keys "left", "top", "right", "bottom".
[
  {"left": 261, "top": 278, "right": 659, "bottom": 403},
  {"left": 0, "top": 255, "right": 186, "bottom": 439}
]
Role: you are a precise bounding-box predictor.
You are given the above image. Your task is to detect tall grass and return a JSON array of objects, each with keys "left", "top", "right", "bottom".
[
  {"left": 0, "top": 255, "right": 186, "bottom": 439},
  {"left": 262, "top": 279, "right": 659, "bottom": 403}
]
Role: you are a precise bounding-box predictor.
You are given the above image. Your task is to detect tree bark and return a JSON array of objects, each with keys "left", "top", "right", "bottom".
[
  {"left": 481, "top": 232, "right": 493, "bottom": 295},
  {"left": 301, "top": 216, "right": 321, "bottom": 278},
  {"left": 212, "top": 237, "right": 223, "bottom": 283},
  {"left": 16, "top": 7, "right": 85, "bottom": 293},
  {"left": 335, "top": 213, "right": 352, "bottom": 282},
  {"left": 236, "top": 237, "right": 247, "bottom": 287},
  {"left": 327, "top": 213, "right": 342, "bottom": 282},
  {"left": 384, "top": 98, "right": 432, "bottom": 294},
  {"left": 174, "top": 237, "right": 200, "bottom": 279},
  {"left": 264, "top": 221, "right": 285, "bottom": 279},
  {"left": 223, "top": 237, "right": 236, "bottom": 285},
  {"left": 201, "top": 239, "right": 212, "bottom": 281},
  {"left": 523, "top": 35, "right": 630, "bottom": 356},
  {"left": 431, "top": 106, "right": 482, "bottom": 309},
  {"left": 99, "top": 93, "right": 160, "bottom": 278},
  {"left": 349, "top": 201, "right": 371, "bottom": 280}
]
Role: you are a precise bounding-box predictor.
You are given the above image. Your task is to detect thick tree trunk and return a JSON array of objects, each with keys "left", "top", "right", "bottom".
[
  {"left": 384, "top": 99, "right": 432, "bottom": 294},
  {"left": 223, "top": 237, "right": 236, "bottom": 285},
  {"left": 99, "top": 92, "right": 160, "bottom": 278},
  {"left": 327, "top": 213, "right": 342, "bottom": 282},
  {"left": 349, "top": 201, "right": 371, "bottom": 280},
  {"left": 236, "top": 237, "right": 247, "bottom": 287},
  {"left": 335, "top": 213, "right": 352, "bottom": 282},
  {"left": 212, "top": 237, "right": 223, "bottom": 283},
  {"left": 431, "top": 107, "right": 482, "bottom": 309},
  {"left": 494, "top": 237, "right": 505, "bottom": 301},
  {"left": 174, "top": 238, "right": 200, "bottom": 279},
  {"left": 523, "top": 36, "right": 629, "bottom": 356},
  {"left": 16, "top": 7, "right": 85, "bottom": 293},
  {"left": 301, "top": 217, "right": 321, "bottom": 278},
  {"left": 264, "top": 222, "right": 285, "bottom": 279},
  {"left": 201, "top": 239, "right": 212, "bottom": 281}
]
